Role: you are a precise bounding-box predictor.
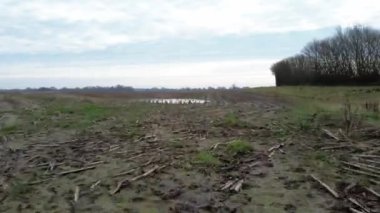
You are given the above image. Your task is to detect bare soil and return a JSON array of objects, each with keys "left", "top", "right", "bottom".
[{"left": 0, "top": 90, "right": 379, "bottom": 213}]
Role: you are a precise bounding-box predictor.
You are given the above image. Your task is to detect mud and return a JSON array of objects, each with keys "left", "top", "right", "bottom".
[{"left": 0, "top": 91, "right": 379, "bottom": 213}]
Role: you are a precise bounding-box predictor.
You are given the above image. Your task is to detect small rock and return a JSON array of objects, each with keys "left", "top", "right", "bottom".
[
  {"left": 162, "top": 188, "right": 182, "bottom": 200},
  {"left": 293, "top": 167, "right": 306, "bottom": 173},
  {"left": 284, "top": 204, "right": 296, "bottom": 213}
]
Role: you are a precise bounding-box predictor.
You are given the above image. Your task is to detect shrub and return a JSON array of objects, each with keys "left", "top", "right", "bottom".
[
  {"left": 194, "top": 151, "right": 220, "bottom": 166},
  {"left": 227, "top": 139, "right": 253, "bottom": 155}
]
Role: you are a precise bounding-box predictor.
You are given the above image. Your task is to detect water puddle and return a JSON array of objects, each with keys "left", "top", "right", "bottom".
[{"left": 139, "top": 98, "right": 209, "bottom": 104}]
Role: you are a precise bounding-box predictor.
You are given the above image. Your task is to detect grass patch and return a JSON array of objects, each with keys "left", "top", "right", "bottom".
[
  {"left": 223, "top": 113, "right": 239, "bottom": 126},
  {"left": 227, "top": 139, "right": 253, "bottom": 155},
  {"left": 49, "top": 103, "right": 109, "bottom": 120},
  {"left": 313, "top": 151, "right": 329, "bottom": 162},
  {"left": 252, "top": 86, "right": 380, "bottom": 128},
  {"left": 252, "top": 86, "right": 380, "bottom": 103},
  {"left": 0, "top": 124, "right": 18, "bottom": 135},
  {"left": 9, "top": 181, "right": 33, "bottom": 200},
  {"left": 40, "top": 102, "right": 111, "bottom": 129},
  {"left": 81, "top": 104, "right": 109, "bottom": 120},
  {"left": 194, "top": 151, "right": 220, "bottom": 167},
  {"left": 218, "top": 112, "right": 248, "bottom": 128},
  {"left": 364, "top": 111, "right": 380, "bottom": 124},
  {"left": 22, "top": 98, "right": 156, "bottom": 131},
  {"left": 304, "top": 150, "right": 338, "bottom": 171},
  {"left": 168, "top": 139, "right": 184, "bottom": 148}
]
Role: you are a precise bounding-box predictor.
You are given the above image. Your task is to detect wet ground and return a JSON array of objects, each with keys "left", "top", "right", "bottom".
[
  {"left": 138, "top": 98, "right": 209, "bottom": 104},
  {"left": 0, "top": 91, "right": 379, "bottom": 212}
]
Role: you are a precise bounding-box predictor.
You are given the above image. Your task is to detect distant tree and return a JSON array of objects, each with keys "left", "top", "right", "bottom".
[{"left": 272, "top": 25, "right": 380, "bottom": 86}]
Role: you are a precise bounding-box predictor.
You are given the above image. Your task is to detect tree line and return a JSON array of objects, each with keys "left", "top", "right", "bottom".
[{"left": 271, "top": 26, "right": 380, "bottom": 86}]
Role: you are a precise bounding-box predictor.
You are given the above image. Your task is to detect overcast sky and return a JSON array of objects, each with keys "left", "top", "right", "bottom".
[{"left": 1, "top": 0, "right": 380, "bottom": 89}]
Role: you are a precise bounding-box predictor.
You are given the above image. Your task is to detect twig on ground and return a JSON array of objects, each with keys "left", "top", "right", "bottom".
[
  {"left": 126, "top": 153, "right": 146, "bottom": 161},
  {"left": 90, "top": 180, "right": 101, "bottom": 190},
  {"left": 0, "top": 193, "right": 8, "bottom": 203},
  {"left": 109, "top": 145, "right": 120, "bottom": 152},
  {"left": 268, "top": 143, "right": 285, "bottom": 158},
  {"left": 342, "top": 161, "right": 380, "bottom": 175},
  {"left": 57, "top": 140, "right": 79, "bottom": 144},
  {"left": 26, "top": 155, "right": 43, "bottom": 163},
  {"left": 338, "top": 128, "right": 350, "bottom": 141},
  {"left": 112, "top": 169, "right": 136, "bottom": 178},
  {"left": 249, "top": 162, "right": 261, "bottom": 168},
  {"left": 321, "top": 145, "right": 352, "bottom": 150},
  {"left": 74, "top": 186, "right": 80, "bottom": 203},
  {"left": 310, "top": 174, "right": 340, "bottom": 198},
  {"left": 27, "top": 178, "right": 52, "bottom": 185},
  {"left": 349, "top": 208, "right": 366, "bottom": 213},
  {"left": 130, "top": 165, "right": 166, "bottom": 182},
  {"left": 344, "top": 182, "right": 357, "bottom": 195},
  {"left": 359, "top": 159, "right": 380, "bottom": 166},
  {"left": 49, "top": 162, "right": 56, "bottom": 171},
  {"left": 57, "top": 166, "right": 96, "bottom": 176},
  {"left": 210, "top": 142, "right": 222, "bottom": 150},
  {"left": 233, "top": 179, "right": 244, "bottom": 192},
  {"left": 268, "top": 150, "right": 276, "bottom": 158},
  {"left": 32, "top": 144, "right": 61, "bottom": 148},
  {"left": 355, "top": 154, "right": 380, "bottom": 159},
  {"left": 370, "top": 179, "right": 380, "bottom": 185},
  {"left": 347, "top": 197, "right": 370, "bottom": 213},
  {"left": 111, "top": 165, "right": 165, "bottom": 195},
  {"left": 220, "top": 180, "right": 236, "bottom": 191},
  {"left": 86, "top": 161, "right": 105, "bottom": 166},
  {"left": 365, "top": 187, "right": 380, "bottom": 198},
  {"left": 342, "top": 167, "right": 380, "bottom": 179},
  {"left": 142, "top": 157, "right": 155, "bottom": 167},
  {"left": 322, "top": 129, "right": 340, "bottom": 141},
  {"left": 268, "top": 143, "right": 284, "bottom": 152}
]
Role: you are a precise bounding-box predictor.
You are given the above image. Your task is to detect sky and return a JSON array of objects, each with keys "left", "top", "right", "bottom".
[{"left": 1, "top": 0, "right": 380, "bottom": 89}]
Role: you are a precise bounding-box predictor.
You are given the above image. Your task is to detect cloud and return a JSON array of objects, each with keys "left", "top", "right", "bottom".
[
  {"left": 0, "top": 0, "right": 380, "bottom": 53},
  {"left": 0, "top": 59, "right": 276, "bottom": 88}
]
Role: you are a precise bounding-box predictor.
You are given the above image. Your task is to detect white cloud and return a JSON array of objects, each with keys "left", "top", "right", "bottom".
[
  {"left": 0, "top": 0, "right": 380, "bottom": 53},
  {"left": 0, "top": 59, "right": 276, "bottom": 88}
]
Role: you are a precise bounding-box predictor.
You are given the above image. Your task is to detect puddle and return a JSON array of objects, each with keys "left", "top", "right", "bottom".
[{"left": 139, "top": 99, "right": 210, "bottom": 104}]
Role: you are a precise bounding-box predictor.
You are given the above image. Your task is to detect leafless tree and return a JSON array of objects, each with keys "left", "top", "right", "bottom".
[{"left": 272, "top": 25, "right": 380, "bottom": 86}]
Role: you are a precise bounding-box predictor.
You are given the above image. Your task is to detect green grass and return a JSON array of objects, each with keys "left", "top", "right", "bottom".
[
  {"left": 252, "top": 86, "right": 380, "bottom": 102},
  {"left": 122, "top": 102, "right": 156, "bottom": 122},
  {"left": 48, "top": 103, "right": 110, "bottom": 129},
  {"left": 218, "top": 112, "right": 248, "bottom": 128},
  {"left": 9, "top": 181, "right": 33, "bottom": 200},
  {"left": 168, "top": 139, "right": 184, "bottom": 148},
  {"left": 9, "top": 98, "right": 157, "bottom": 141},
  {"left": 366, "top": 112, "right": 380, "bottom": 123},
  {"left": 0, "top": 124, "right": 18, "bottom": 135},
  {"left": 252, "top": 86, "right": 380, "bottom": 129},
  {"left": 48, "top": 103, "right": 109, "bottom": 118},
  {"left": 80, "top": 104, "right": 109, "bottom": 120},
  {"left": 223, "top": 113, "right": 240, "bottom": 126},
  {"left": 305, "top": 150, "right": 339, "bottom": 172},
  {"left": 194, "top": 151, "right": 220, "bottom": 166},
  {"left": 227, "top": 139, "right": 253, "bottom": 155}
]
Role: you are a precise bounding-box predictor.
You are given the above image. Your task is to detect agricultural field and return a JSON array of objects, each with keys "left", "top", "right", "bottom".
[{"left": 0, "top": 87, "right": 379, "bottom": 213}]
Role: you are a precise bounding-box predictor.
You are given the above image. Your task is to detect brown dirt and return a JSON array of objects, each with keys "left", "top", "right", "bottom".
[{"left": 0, "top": 90, "right": 379, "bottom": 213}]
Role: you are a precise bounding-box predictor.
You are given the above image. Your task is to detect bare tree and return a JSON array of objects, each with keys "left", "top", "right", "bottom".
[{"left": 272, "top": 25, "right": 380, "bottom": 86}]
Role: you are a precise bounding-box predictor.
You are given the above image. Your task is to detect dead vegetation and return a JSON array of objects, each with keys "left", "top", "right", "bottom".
[{"left": 0, "top": 88, "right": 379, "bottom": 212}]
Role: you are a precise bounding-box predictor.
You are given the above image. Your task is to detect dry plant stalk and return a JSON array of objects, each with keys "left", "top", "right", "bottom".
[
  {"left": 343, "top": 99, "right": 364, "bottom": 137},
  {"left": 343, "top": 99, "right": 353, "bottom": 136},
  {"left": 310, "top": 174, "right": 340, "bottom": 199},
  {"left": 74, "top": 186, "right": 80, "bottom": 203},
  {"left": 111, "top": 165, "right": 165, "bottom": 195}
]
